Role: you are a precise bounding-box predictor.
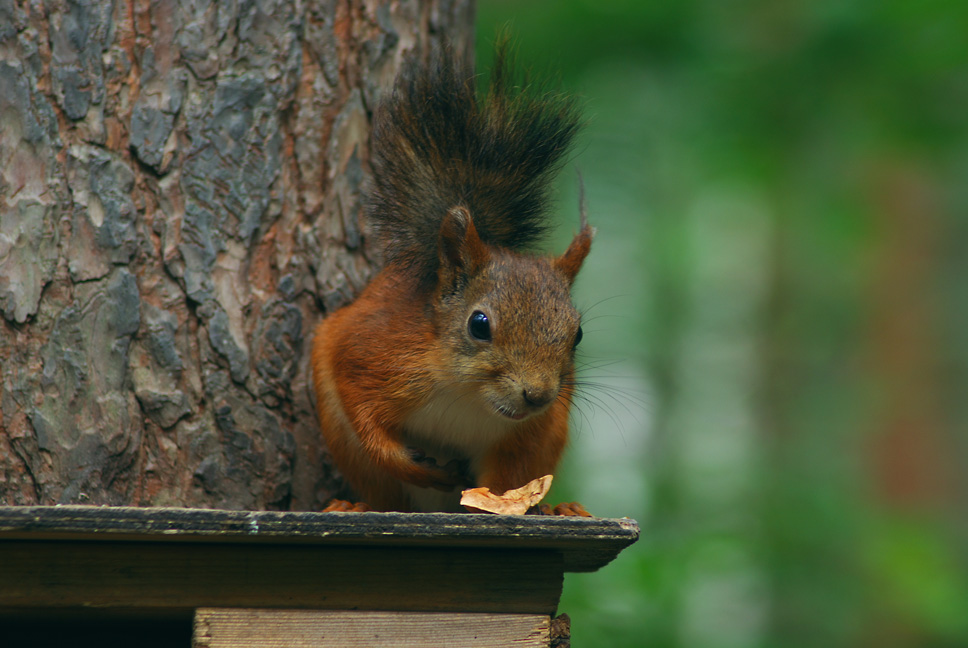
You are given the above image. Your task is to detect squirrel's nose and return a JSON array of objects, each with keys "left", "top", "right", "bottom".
[{"left": 522, "top": 385, "right": 556, "bottom": 409}]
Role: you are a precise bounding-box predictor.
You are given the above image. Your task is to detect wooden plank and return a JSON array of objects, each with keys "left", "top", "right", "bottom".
[
  {"left": 0, "top": 506, "right": 640, "bottom": 573},
  {"left": 193, "top": 609, "right": 550, "bottom": 648},
  {"left": 0, "top": 541, "right": 562, "bottom": 615}
]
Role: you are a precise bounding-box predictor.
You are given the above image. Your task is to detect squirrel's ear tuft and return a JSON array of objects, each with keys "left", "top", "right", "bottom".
[
  {"left": 554, "top": 175, "right": 594, "bottom": 284},
  {"left": 438, "top": 206, "right": 488, "bottom": 276}
]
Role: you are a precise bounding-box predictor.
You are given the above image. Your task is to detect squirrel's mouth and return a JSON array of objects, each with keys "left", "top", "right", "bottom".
[{"left": 492, "top": 403, "right": 534, "bottom": 421}]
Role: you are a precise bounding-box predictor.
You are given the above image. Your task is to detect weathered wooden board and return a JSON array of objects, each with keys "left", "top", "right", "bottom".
[
  {"left": 0, "top": 541, "right": 562, "bottom": 615},
  {"left": 0, "top": 506, "right": 640, "bottom": 572},
  {"left": 193, "top": 609, "right": 550, "bottom": 648}
]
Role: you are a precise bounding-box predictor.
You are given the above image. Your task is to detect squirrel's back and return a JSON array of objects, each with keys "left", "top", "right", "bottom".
[{"left": 367, "top": 43, "right": 583, "bottom": 282}]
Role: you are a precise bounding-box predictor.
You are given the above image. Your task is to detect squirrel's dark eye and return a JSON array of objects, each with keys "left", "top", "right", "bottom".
[
  {"left": 573, "top": 325, "right": 583, "bottom": 348},
  {"left": 468, "top": 310, "right": 492, "bottom": 341}
]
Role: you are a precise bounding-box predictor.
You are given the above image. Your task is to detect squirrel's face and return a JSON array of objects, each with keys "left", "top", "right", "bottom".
[
  {"left": 439, "top": 252, "right": 583, "bottom": 422},
  {"left": 432, "top": 205, "right": 592, "bottom": 422}
]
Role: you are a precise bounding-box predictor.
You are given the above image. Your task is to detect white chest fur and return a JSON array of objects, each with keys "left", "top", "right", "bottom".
[
  {"left": 403, "top": 387, "right": 514, "bottom": 457},
  {"left": 401, "top": 387, "right": 515, "bottom": 512}
]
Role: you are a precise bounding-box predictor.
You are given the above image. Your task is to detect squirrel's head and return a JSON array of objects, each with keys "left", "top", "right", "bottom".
[{"left": 433, "top": 206, "right": 593, "bottom": 422}]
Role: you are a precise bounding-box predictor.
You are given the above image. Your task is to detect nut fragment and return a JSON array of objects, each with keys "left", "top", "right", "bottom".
[{"left": 460, "top": 475, "right": 554, "bottom": 515}]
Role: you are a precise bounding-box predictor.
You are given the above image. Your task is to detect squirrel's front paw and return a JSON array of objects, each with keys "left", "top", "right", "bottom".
[
  {"left": 533, "top": 501, "right": 593, "bottom": 517},
  {"left": 408, "top": 450, "right": 470, "bottom": 491},
  {"left": 322, "top": 499, "right": 372, "bottom": 512}
]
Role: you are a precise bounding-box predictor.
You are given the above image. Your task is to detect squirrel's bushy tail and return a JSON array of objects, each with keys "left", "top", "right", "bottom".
[{"left": 367, "top": 42, "right": 583, "bottom": 281}]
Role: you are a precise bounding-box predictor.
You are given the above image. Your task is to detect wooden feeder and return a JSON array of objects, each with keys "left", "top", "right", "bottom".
[{"left": 0, "top": 506, "right": 638, "bottom": 647}]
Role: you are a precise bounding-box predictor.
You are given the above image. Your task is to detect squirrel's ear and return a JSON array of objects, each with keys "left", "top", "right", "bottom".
[
  {"left": 555, "top": 224, "right": 593, "bottom": 284},
  {"left": 438, "top": 206, "right": 488, "bottom": 275}
]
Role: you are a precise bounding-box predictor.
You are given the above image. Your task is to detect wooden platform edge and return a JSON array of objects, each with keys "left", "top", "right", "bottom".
[{"left": 0, "top": 506, "right": 640, "bottom": 573}]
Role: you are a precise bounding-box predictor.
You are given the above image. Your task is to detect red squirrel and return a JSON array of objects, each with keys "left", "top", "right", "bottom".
[{"left": 311, "top": 44, "right": 593, "bottom": 513}]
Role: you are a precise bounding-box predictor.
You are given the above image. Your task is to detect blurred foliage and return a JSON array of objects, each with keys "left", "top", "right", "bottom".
[{"left": 476, "top": 1, "right": 968, "bottom": 647}]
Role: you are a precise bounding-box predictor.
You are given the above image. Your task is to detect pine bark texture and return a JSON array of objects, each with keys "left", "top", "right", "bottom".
[{"left": 0, "top": 0, "right": 474, "bottom": 509}]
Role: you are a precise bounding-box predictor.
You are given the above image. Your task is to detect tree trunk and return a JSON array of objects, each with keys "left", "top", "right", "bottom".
[{"left": 0, "top": 0, "right": 474, "bottom": 510}]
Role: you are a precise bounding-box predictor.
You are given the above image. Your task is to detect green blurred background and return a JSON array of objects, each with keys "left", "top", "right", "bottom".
[{"left": 475, "top": 1, "right": 968, "bottom": 646}]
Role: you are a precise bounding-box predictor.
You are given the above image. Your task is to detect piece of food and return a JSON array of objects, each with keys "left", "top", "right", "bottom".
[{"left": 460, "top": 475, "right": 554, "bottom": 515}]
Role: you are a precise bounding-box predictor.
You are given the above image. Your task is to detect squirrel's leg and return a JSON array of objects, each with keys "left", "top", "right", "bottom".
[
  {"left": 360, "top": 431, "right": 466, "bottom": 491},
  {"left": 338, "top": 405, "right": 467, "bottom": 492},
  {"left": 314, "top": 333, "right": 463, "bottom": 508}
]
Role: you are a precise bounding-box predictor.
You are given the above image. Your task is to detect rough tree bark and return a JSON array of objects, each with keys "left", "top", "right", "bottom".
[{"left": 0, "top": 0, "right": 475, "bottom": 510}]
